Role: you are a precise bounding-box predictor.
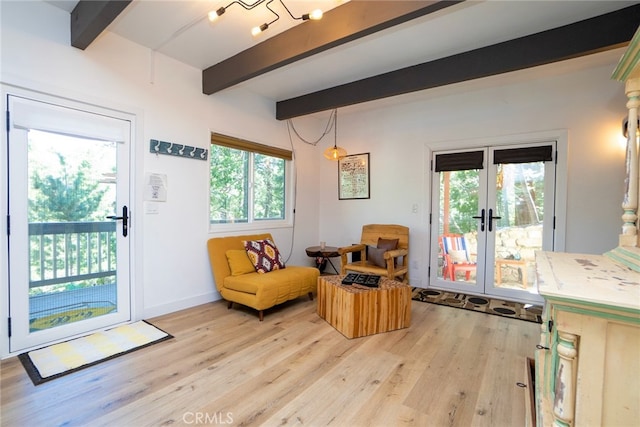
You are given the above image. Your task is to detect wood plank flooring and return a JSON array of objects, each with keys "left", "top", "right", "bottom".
[{"left": 0, "top": 297, "right": 540, "bottom": 426}]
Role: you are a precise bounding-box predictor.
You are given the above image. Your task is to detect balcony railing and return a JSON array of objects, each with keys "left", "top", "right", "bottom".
[{"left": 28, "top": 221, "right": 117, "bottom": 289}]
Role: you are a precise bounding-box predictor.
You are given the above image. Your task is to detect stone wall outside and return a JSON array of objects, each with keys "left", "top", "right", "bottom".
[{"left": 463, "top": 224, "right": 542, "bottom": 285}]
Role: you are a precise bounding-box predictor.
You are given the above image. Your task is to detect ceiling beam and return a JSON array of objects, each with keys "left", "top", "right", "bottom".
[
  {"left": 202, "top": 0, "right": 463, "bottom": 95},
  {"left": 276, "top": 4, "right": 640, "bottom": 120},
  {"left": 71, "top": 0, "right": 131, "bottom": 50}
]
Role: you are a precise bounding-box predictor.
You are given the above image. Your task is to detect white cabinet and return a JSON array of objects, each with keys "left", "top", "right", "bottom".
[{"left": 535, "top": 250, "right": 640, "bottom": 426}]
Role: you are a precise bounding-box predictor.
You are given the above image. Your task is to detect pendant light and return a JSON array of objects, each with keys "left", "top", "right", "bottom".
[{"left": 323, "top": 109, "right": 347, "bottom": 161}]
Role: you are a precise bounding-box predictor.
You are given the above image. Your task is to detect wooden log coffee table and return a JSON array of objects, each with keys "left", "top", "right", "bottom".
[{"left": 317, "top": 275, "right": 411, "bottom": 339}]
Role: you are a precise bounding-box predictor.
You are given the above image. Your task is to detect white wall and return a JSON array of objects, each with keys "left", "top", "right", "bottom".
[
  {"left": 312, "top": 51, "right": 628, "bottom": 286},
  {"left": 0, "top": 1, "right": 630, "bottom": 357},
  {"left": 0, "top": 0, "right": 320, "bottom": 357}
]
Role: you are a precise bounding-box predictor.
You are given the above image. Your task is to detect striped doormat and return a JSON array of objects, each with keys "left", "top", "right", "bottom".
[
  {"left": 18, "top": 320, "right": 173, "bottom": 385},
  {"left": 412, "top": 288, "right": 543, "bottom": 323}
]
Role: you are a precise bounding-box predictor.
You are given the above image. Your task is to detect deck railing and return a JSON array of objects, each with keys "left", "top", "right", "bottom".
[{"left": 28, "top": 221, "right": 117, "bottom": 289}]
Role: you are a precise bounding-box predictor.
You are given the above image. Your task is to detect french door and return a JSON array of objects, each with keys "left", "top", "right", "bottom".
[
  {"left": 429, "top": 143, "right": 556, "bottom": 304},
  {"left": 7, "top": 94, "right": 132, "bottom": 352}
]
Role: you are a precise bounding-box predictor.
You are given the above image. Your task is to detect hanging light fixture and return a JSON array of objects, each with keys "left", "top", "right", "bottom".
[
  {"left": 208, "top": 0, "right": 323, "bottom": 37},
  {"left": 323, "top": 109, "right": 347, "bottom": 161}
]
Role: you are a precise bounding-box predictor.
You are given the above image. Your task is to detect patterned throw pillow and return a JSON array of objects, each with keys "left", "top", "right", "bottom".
[{"left": 243, "top": 239, "right": 286, "bottom": 274}]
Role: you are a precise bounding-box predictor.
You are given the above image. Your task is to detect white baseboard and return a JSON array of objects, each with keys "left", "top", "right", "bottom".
[{"left": 143, "top": 291, "right": 222, "bottom": 320}]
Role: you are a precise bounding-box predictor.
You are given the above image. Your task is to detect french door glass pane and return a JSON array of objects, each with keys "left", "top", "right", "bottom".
[
  {"left": 438, "top": 169, "right": 480, "bottom": 283},
  {"left": 492, "top": 161, "right": 545, "bottom": 291},
  {"left": 27, "top": 130, "right": 118, "bottom": 332}
]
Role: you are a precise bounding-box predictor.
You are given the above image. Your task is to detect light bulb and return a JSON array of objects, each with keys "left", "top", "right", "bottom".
[
  {"left": 308, "top": 9, "right": 323, "bottom": 20},
  {"left": 252, "top": 23, "right": 268, "bottom": 36},
  {"left": 302, "top": 9, "right": 323, "bottom": 21},
  {"left": 208, "top": 7, "right": 225, "bottom": 22}
]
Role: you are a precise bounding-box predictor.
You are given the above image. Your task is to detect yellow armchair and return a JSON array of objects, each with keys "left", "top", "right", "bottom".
[{"left": 207, "top": 233, "right": 319, "bottom": 321}]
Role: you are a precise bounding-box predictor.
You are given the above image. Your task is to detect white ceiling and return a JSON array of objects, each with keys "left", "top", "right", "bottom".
[{"left": 47, "top": 0, "right": 637, "bottom": 107}]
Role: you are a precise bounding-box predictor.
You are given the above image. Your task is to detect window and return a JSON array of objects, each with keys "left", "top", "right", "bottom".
[{"left": 209, "top": 133, "right": 292, "bottom": 227}]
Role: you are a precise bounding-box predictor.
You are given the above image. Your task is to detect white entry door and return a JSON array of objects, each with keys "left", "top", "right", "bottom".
[
  {"left": 429, "top": 143, "right": 557, "bottom": 305},
  {"left": 7, "top": 93, "right": 132, "bottom": 352}
]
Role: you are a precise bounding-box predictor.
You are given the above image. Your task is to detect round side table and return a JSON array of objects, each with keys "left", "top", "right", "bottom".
[{"left": 305, "top": 246, "right": 340, "bottom": 274}]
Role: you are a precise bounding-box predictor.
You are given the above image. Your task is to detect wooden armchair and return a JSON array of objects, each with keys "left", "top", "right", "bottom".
[{"left": 338, "top": 224, "right": 409, "bottom": 283}]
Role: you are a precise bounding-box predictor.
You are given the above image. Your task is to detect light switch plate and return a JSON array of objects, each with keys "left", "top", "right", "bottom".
[{"left": 144, "top": 202, "right": 159, "bottom": 214}]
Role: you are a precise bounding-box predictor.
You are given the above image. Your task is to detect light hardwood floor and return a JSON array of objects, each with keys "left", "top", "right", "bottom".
[{"left": 1, "top": 297, "right": 539, "bottom": 426}]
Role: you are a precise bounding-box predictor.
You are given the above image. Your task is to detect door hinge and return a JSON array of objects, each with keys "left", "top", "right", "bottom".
[
  {"left": 553, "top": 216, "right": 556, "bottom": 230},
  {"left": 430, "top": 159, "right": 433, "bottom": 171},
  {"left": 428, "top": 266, "right": 431, "bottom": 276},
  {"left": 5, "top": 110, "right": 9, "bottom": 132},
  {"left": 7, "top": 317, "right": 11, "bottom": 337},
  {"left": 548, "top": 319, "right": 554, "bottom": 333},
  {"left": 429, "top": 213, "right": 432, "bottom": 225}
]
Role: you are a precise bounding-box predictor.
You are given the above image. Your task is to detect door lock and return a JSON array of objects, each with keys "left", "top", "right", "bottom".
[
  {"left": 488, "top": 208, "right": 501, "bottom": 232},
  {"left": 106, "top": 205, "right": 129, "bottom": 237},
  {"left": 472, "top": 208, "right": 486, "bottom": 231}
]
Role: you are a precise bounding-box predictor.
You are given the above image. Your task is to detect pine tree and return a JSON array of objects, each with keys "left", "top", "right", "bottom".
[{"left": 30, "top": 154, "right": 107, "bottom": 222}]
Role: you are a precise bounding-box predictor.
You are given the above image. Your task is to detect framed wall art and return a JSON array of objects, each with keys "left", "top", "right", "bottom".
[{"left": 338, "top": 153, "right": 370, "bottom": 200}]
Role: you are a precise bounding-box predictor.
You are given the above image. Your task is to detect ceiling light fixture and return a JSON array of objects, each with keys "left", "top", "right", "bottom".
[
  {"left": 208, "top": 0, "right": 323, "bottom": 37},
  {"left": 323, "top": 109, "right": 347, "bottom": 161}
]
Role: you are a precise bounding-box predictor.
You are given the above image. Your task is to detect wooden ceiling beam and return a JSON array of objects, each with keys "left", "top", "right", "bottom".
[
  {"left": 202, "top": 0, "right": 463, "bottom": 95},
  {"left": 276, "top": 4, "right": 640, "bottom": 119},
  {"left": 71, "top": 0, "right": 132, "bottom": 50}
]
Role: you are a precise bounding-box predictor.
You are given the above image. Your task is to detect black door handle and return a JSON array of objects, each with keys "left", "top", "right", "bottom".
[
  {"left": 106, "top": 205, "right": 128, "bottom": 237},
  {"left": 488, "top": 208, "right": 501, "bottom": 232},
  {"left": 472, "top": 208, "right": 485, "bottom": 232}
]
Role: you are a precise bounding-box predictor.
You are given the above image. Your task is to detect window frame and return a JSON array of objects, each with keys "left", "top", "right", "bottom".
[{"left": 208, "top": 133, "right": 293, "bottom": 232}]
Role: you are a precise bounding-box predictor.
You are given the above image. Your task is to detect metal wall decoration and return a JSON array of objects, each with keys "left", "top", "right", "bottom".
[{"left": 150, "top": 139, "right": 208, "bottom": 160}]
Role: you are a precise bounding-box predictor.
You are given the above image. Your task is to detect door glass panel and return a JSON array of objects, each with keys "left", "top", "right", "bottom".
[
  {"left": 27, "top": 130, "right": 118, "bottom": 332},
  {"left": 492, "top": 161, "right": 545, "bottom": 292},
  {"left": 437, "top": 169, "right": 480, "bottom": 285},
  {"left": 431, "top": 143, "right": 553, "bottom": 305}
]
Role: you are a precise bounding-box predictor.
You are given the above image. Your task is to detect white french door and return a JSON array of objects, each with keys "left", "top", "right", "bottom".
[
  {"left": 7, "top": 94, "right": 132, "bottom": 352},
  {"left": 429, "top": 143, "right": 556, "bottom": 304}
]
